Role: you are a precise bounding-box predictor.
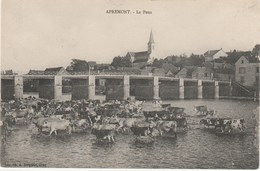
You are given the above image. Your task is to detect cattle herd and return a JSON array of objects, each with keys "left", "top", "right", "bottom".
[{"left": 0, "top": 97, "right": 247, "bottom": 145}]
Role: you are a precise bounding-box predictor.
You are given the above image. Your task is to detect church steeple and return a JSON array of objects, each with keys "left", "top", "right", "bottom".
[
  {"left": 147, "top": 29, "right": 156, "bottom": 64},
  {"left": 148, "top": 30, "right": 155, "bottom": 54},
  {"left": 148, "top": 30, "right": 155, "bottom": 44}
]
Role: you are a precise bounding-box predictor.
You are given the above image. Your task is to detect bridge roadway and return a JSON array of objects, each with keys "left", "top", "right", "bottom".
[{"left": 1, "top": 74, "right": 231, "bottom": 101}]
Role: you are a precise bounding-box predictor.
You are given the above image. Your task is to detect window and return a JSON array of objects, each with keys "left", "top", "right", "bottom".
[
  {"left": 239, "top": 67, "right": 246, "bottom": 74},
  {"left": 204, "top": 73, "right": 208, "bottom": 77},
  {"left": 256, "top": 67, "right": 259, "bottom": 73},
  {"left": 196, "top": 73, "right": 199, "bottom": 78},
  {"left": 240, "top": 76, "right": 245, "bottom": 83},
  {"left": 241, "top": 60, "right": 244, "bottom": 64}
]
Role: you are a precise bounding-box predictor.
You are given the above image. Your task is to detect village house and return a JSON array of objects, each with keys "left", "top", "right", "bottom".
[
  {"left": 125, "top": 30, "right": 155, "bottom": 68},
  {"left": 204, "top": 49, "right": 228, "bottom": 62},
  {"left": 235, "top": 56, "right": 260, "bottom": 87},
  {"left": 152, "top": 68, "right": 165, "bottom": 77},
  {"left": 161, "top": 63, "right": 180, "bottom": 77},
  {"left": 27, "top": 67, "right": 70, "bottom": 75},
  {"left": 175, "top": 66, "right": 197, "bottom": 79},
  {"left": 140, "top": 66, "right": 153, "bottom": 76},
  {"left": 1, "top": 70, "right": 17, "bottom": 75},
  {"left": 213, "top": 68, "right": 234, "bottom": 81},
  {"left": 192, "top": 67, "right": 213, "bottom": 80},
  {"left": 44, "top": 67, "right": 70, "bottom": 75},
  {"left": 211, "top": 59, "right": 235, "bottom": 81}
]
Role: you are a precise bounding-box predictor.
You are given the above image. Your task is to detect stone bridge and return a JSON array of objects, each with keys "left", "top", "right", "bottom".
[{"left": 1, "top": 74, "right": 232, "bottom": 101}]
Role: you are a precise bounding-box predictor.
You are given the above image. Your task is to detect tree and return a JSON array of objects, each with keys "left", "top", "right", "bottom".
[
  {"left": 111, "top": 56, "right": 132, "bottom": 68},
  {"left": 188, "top": 54, "right": 205, "bottom": 66},
  {"left": 66, "top": 59, "right": 89, "bottom": 72},
  {"left": 252, "top": 44, "right": 260, "bottom": 58}
]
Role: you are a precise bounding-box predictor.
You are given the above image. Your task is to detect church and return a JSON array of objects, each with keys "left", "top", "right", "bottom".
[{"left": 125, "top": 30, "right": 156, "bottom": 68}]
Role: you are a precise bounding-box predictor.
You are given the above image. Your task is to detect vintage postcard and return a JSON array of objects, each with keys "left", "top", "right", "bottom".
[{"left": 1, "top": 0, "right": 259, "bottom": 169}]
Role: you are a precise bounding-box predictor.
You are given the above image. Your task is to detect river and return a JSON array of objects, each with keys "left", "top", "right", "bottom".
[{"left": 1, "top": 99, "right": 259, "bottom": 169}]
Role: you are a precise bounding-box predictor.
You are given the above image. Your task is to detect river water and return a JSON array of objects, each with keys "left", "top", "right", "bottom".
[{"left": 1, "top": 99, "right": 259, "bottom": 169}]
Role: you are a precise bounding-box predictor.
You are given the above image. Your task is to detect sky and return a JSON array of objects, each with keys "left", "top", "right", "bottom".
[{"left": 1, "top": 0, "right": 260, "bottom": 72}]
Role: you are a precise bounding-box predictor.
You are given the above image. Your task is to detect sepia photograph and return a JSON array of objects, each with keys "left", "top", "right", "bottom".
[{"left": 1, "top": 0, "right": 259, "bottom": 169}]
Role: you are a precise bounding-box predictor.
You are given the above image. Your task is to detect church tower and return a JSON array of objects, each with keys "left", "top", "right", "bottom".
[{"left": 147, "top": 30, "right": 155, "bottom": 64}]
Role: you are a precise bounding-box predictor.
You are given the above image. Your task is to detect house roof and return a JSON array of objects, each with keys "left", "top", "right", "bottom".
[
  {"left": 175, "top": 66, "right": 197, "bottom": 77},
  {"left": 244, "top": 56, "right": 260, "bottom": 63},
  {"left": 44, "top": 67, "right": 69, "bottom": 75},
  {"left": 152, "top": 68, "right": 165, "bottom": 74},
  {"left": 226, "top": 51, "right": 251, "bottom": 57},
  {"left": 27, "top": 70, "right": 45, "bottom": 75},
  {"left": 1, "top": 70, "right": 15, "bottom": 75},
  {"left": 235, "top": 55, "right": 260, "bottom": 63},
  {"left": 185, "top": 66, "right": 198, "bottom": 76},
  {"left": 45, "top": 67, "right": 63, "bottom": 72},
  {"left": 204, "top": 49, "right": 222, "bottom": 57},
  {"left": 133, "top": 58, "right": 149, "bottom": 63},
  {"left": 161, "top": 63, "right": 179, "bottom": 74},
  {"left": 140, "top": 66, "right": 153, "bottom": 73},
  {"left": 127, "top": 51, "right": 150, "bottom": 63}
]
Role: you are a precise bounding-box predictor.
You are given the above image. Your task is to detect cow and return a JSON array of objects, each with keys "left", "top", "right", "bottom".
[
  {"left": 91, "top": 123, "right": 117, "bottom": 143},
  {"left": 31, "top": 116, "right": 48, "bottom": 133},
  {"left": 200, "top": 118, "right": 218, "bottom": 128},
  {"left": 42, "top": 119, "right": 72, "bottom": 136},
  {"left": 205, "top": 110, "right": 217, "bottom": 117},
  {"left": 133, "top": 100, "right": 145, "bottom": 107},
  {"left": 154, "top": 120, "right": 177, "bottom": 137},
  {"left": 175, "top": 118, "right": 188, "bottom": 128},
  {"left": 152, "top": 100, "right": 162, "bottom": 108},
  {"left": 222, "top": 119, "right": 246, "bottom": 133},
  {"left": 50, "top": 115, "right": 65, "bottom": 120},
  {"left": 72, "top": 119, "right": 89, "bottom": 130},
  {"left": 169, "top": 107, "right": 185, "bottom": 114},
  {"left": 194, "top": 106, "right": 208, "bottom": 115},
  {"left": 214, "top": 118, "right": 233, "bottom": 132},
  {"left": 3, "top": 115, "right": 16, "bottom": 129},
  {"left": 130, "top": 121, "right": 156, "bottom": 136},
  {"left": 118, "top": 118, "right": 145, "bottom": 133}
]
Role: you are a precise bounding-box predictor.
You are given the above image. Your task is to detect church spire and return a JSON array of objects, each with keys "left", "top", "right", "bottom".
[
  {"left": 147, "top": 29, "right": 155, "bottom": 63},
  {"left": 148, "top": 30, "right": 155, "bottom": 44}
]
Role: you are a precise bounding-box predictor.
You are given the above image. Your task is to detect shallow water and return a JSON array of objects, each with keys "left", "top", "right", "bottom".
[{"left": 1, "top": 99, "right": 259, "bottom": 169}]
